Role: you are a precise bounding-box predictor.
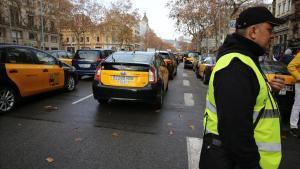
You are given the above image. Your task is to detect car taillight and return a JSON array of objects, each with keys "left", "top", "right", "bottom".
[
  {"left": 149, "top": 66, "right": 157, "bottom": 84},
  {"left": 164, "top": 60, "right": 172, "bottom": 64},
  {"left": 94, "top": 66, "right": 102, "bottom": 81},
  {"left": 96, "top": 57, "right": 104, "bottom": 62}
]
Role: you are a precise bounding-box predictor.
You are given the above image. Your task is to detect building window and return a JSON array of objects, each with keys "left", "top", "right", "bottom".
[
  {"left": 86, "top": 37, "right": 89, "bottom": 42},
  {"left": 72, "top": 37, "right": 75, "bottom": 42},
  {"left": 283, "top": 2, "right": 286, "bottom": 13},
  {"left": 51, "top": 36, "right": 58, "bottom": 43},
  {"left": 44, "top": 35, "right": 48, "bottom": 42},
  {"left": 50, "top": 21, "right": 55, "bottom": 32},
  {"left": 80, "top": 37, "right": 83, "bottom": 42},
  {"left": 66, "top": 37, "right": 69, "bottom": 42},
  {"left": 29, "top": 32, "right": 36, "bottom": 40},
  {"left": 28, "top": 15, "right": 34, "bottom": 28},
  {"left": 10, "top": 6, "right": 20, "bottom": 26},
  {"left": 97, "top": 36, "right": 100, "bottom": 42},
  {"left": 0, "top": 28, "right": 6, "bottom": 37}
]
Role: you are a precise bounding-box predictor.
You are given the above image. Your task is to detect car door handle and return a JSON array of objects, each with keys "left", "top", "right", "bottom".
[
  {"left": 43, "top": 69, "right": 48, "bottom": 72},
  {"left": 9, "top": 69, "right": 18, "bottom": 73}
]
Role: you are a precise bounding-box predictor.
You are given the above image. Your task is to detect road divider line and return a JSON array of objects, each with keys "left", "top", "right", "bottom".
[
  {"left": 187, "top": 137, "right": 203, "bottom": 169},
  {"left": 72, "top": 94, "right": 93, "bottom": 104},
  {"left": 183, "top": 73, "right": 188, "bottom": 77},
  {"left": 183, "top": 80, "right": 190, "bottom": 86},
  {"left": 184, "top": 93, "right": 194, "bottom": 106}
]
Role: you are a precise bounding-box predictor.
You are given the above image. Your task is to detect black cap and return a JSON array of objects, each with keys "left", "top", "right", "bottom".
[{"left": 236, "top": 6, "right": 285, "bottom": 29}]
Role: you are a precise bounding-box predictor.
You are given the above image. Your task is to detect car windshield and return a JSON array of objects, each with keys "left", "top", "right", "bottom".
[
  {"left": 106, "top": 52, "right": 153, "bottom": 64},
  {"left": 188, "top": 52, "right": 199, "bottom": 58},
  {"left": 260, "top": 61, "right": 289, "bottom": 75},
  {"left": 204, "top": 57, "right": 216, "bottom": 64},
  {"left": 76, "top": 50, "right": 100, "bottom": 60}
]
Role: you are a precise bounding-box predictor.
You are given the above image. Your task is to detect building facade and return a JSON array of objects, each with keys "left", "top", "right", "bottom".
[
  {"left": 0, "top": 0, "right": 60, "bottom": 50},
  {"left": 271, "top": 0, "right": 299, "bottom": 56}
]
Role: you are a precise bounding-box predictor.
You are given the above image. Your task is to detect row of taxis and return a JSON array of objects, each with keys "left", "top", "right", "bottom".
[
  {"left": 93, "top": 51, "right": 177, "bottom": 108},
  {"left": 0, "top": 45, "right": 79, "bottom": 113}
]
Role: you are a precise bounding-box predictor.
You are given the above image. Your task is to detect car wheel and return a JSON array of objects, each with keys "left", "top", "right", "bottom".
[
  {"left": 203, "top": 72, "right": 210, "bottom": 85},
  {"left": 184, "top": 64, "right": 187, "bottom": 69},
  {"left": 97, "top": 99, "right": 108, "bottom": 105},
  {"left": 0, "top": 87, "right": 19, "bottom": 113},
  {"left": 65, "top": 76, "right": 75, "bottom": 91},
  {"left": 154, "top": 87, "right": 163, "bottom": 109}
]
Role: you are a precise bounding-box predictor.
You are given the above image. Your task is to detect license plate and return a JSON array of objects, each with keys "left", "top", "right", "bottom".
[
  {"left": 112, "top": 76, "right": 134, "bottom": 84},
  {"left": 78, "top": 64, "right": 91, "bottom": 68}
]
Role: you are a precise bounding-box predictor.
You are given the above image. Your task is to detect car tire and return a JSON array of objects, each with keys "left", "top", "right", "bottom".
[
  {"left": 203, "top": 72, "right": 210, "bottom": 85},
  {"left": 97, "top": 99, "right": 108, "bottom": 105},
  {"left": 154, "top": 87, "right": 163, "bottom": 109},
  {"left": 0, "top": 87, "right": 19, "bottom": 113},
  {"left": 184, "top": 64, "right": 187, "bottom": 69},
  {"left": 65, "top": 76, "right": 76, "bottom": 91}
]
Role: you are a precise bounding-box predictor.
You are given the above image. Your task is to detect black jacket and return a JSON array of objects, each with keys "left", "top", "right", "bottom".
[{"left": 214, "top": 33, "right": 265, "bottom": 169}]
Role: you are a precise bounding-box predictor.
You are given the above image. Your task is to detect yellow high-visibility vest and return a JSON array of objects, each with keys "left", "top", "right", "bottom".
[{"left": 204, "top": 52, "right": 281, "bottom": 169}]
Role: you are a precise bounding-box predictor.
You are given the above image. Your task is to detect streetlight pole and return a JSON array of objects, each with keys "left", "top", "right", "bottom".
[{"left": 40, "top": 0, "right": 44, "bottom": 50}]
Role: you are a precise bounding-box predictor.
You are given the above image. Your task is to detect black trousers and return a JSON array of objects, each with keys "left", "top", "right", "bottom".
[{"left": 199, "top": 134, "right": 235, "bottom": 169}]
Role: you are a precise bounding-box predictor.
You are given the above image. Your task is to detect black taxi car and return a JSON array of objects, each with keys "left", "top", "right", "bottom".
[
  {"left": 0, "top": 45, "right": 78, "bottom": 113},
  {"left": 92, "top": 51, "right": 169, "bottom": 108}
]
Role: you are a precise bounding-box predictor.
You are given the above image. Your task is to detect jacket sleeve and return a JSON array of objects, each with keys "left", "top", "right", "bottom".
[
  {"left": 287, "top": 53, "right": 300, "bottom": 81},
  {"left": 214, "top": 58, "right": 261, "bottom": 169}
]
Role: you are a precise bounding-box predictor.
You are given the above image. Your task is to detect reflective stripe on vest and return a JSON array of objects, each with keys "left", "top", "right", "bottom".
[{"left": 256, "top": 142, "right": 282, "bottom": 152}]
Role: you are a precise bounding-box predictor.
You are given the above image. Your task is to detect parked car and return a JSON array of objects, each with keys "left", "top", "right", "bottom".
[
  {"left": 260, "top": 60, "right": 296, "bottom": 121},
  {"left": 92, "top": 51, "right": 169, "bottom": 108},
  {"left": 197, "top": 56, "right": 216, "bottom": 84},
  {"left": 157, "top": 51, "right": 177, "bottom": 80},
  {"left": 72, "top": 49, "right": 114, "bottom": 79},
  {"left": 47, "top": 50, "right": 73, "bottom": 66},
  {"left": 0, "top": 45, "right": 78, "bottom": 113}
]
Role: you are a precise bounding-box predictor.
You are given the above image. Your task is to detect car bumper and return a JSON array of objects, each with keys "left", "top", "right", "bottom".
[
  {"left": 76, "top": 70, "right": 96, "bottom": 76},
  {"left": 184, "top": 61, "right": 193, "bottom": 67},
  {"left": 92, "top": 81, "right": 162, "bottom": 103}
]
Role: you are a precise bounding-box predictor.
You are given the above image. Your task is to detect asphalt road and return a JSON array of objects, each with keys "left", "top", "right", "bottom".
[{"left": 0, "top": 63, "right": 299, "bottom": 169}]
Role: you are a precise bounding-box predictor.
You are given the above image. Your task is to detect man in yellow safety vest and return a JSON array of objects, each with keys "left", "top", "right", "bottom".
[{"left": 199, "top": 6, "right": 285, "bottom": 169}]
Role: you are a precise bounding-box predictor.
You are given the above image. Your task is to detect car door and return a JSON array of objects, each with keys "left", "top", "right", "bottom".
[
  {"left": 156, "top": 55, "right": 169, "bottom": 91},
  {"left": 5, "top": 47, "right": 46, "bottom": 97},
  {"left": 32, "top": 49, "right": 65, "bottom": 91}
]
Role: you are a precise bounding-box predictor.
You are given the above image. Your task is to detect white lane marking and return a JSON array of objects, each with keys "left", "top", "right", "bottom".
[
  {"left": 184, "top": 93, "right": 194, "bottom": 106},
  {"left": 183, "top": 80, "right": 190, "bottom": 86},
  {"left": 72, "top": 94, "right": 93, "bottom": 104},
  {"left": 187, "top": 137, "right": 203, "bottom": 169},
  {"left": 183, "top": 73, "right": 188, "bottom": 77}
]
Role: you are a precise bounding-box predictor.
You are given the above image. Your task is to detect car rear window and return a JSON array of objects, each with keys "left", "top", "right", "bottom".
[
  {"left": 106, "top": 53, "right": 153, "bottom": 64},
  {"left": 159, "top": 52, "right": 170, "bottom": 59},
  {"left": 75, "top": 50, "right": 101, "bottom": 60}
]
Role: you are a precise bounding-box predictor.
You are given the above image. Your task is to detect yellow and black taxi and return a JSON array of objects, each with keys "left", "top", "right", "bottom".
[
  {"left": 157, "top": 51, "right": 177, "bottom": 80},
  {"left": 0, "top": 45, "right": 78, "bottom": 113},
  {"left": 47, "top": 50, "right": 73, "bottom": 66},
  {"left": 92, "top": 51, "right": 169, "bottom": 108},
  {"left": 183, "top": 51, "right": 200, "bottom": 69},
  {"left": 197, "top": 56, "right": 216, "bottom": 84},
  {"left": 260, "top": 60, "right": 296, "bottom": 120}
]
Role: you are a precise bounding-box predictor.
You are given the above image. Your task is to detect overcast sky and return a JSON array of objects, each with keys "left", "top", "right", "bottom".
[{"left": 102, "top": 0, "right": 181, "bottom": 40}]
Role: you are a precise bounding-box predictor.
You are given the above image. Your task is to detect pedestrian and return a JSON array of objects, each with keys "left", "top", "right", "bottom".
[
  {"left": 287, "top": 49, "right": 300, "bottom": 137},
  {"left": 280, "top": 48, "right": 294, "bottom": 65},
  {"left": 199, "top": 6, "right": 285, "bottom": 169}
]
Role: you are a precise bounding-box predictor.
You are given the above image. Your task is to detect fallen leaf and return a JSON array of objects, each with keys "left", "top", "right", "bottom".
[
  {"left": 44, "top": 106, "right": 58, "bottom": 111},
  {"left": 75, "top": 138, "right": 82, "bottom": 142},
  {"left": 169, "top": 130, "right": 174, "bottom": 135},
  {"left": 167, "top": 123, "right": 172, "bottom": 126},
  {"left": 112, "top": 132, "right": 119, "bottom": 138},
  {"left": 189, "top": 125, "right": 195, "bottom": 130},
  {"left": 46, "top": 156, "right": 55, "bottom": 163}
]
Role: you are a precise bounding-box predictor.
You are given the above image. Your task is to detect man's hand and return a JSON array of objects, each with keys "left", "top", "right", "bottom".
[{"left": 269, "top": 75, "right": 285, "bottom": 92}]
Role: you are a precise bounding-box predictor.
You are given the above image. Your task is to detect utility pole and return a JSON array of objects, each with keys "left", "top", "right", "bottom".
[{"left": 40, "top": 0, "right": 44, "bottom": 50}]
